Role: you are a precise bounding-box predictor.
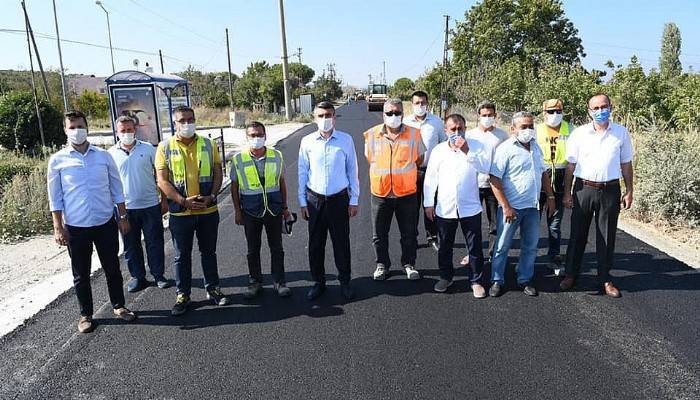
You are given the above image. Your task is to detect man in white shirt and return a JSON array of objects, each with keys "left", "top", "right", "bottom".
[
  {"left": 561, "top": 94, "right": 634, "bottom": 298},
  {"left": 424, "top": 114, "right": 490, "bottom": 298},
  {"left": 464, "top": 101, "right": 509, "bottom": 266},
  {"left": 404, "top": 90, "right": 446, "bottom": 251}
]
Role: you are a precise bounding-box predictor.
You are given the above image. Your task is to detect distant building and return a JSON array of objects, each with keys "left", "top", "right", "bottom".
[{"left": 67, "top": 74, "right": 107, "bottom": 96}]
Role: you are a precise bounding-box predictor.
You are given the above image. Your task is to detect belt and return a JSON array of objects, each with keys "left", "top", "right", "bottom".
[
  {"left": 306, "top": 187, "right": 348, "bottom": 201},
  {"left": 580, "top": 179, "right": 620, "bottom": 189}
]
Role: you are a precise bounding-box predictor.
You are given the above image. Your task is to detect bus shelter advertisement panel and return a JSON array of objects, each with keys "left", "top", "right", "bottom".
[{"left": 112, "top": 86, "right": 160, "bottom": 145}]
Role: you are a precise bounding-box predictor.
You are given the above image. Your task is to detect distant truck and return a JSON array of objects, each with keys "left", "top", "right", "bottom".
[{"left": 367, "top": 84, "right": 388, "bottom": 112}]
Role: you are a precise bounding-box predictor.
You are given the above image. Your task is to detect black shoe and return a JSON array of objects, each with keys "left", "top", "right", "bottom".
[
  {"left": 428, "top": 237, "right": 439, "bottom": 252},
  {"left": 171, "top": 294, "right": 190, "bottom": 316},
  {"left": 243, "top": 282, "right": 262, "bottom": 299},
  {"left": 489, "top": 282, "right": 503, "bottom": 297},
  {"left": 520, "top": 282, "right": 538, "bottom": 297},
  {"left": 340, "top": 283, "right": 355, "bottom": 300},
  {"left": 127, "top": 278, "right": 150, "bottom": 293},
  {"left": 306, "top": 283, "right": 326, "bottom": 301}
]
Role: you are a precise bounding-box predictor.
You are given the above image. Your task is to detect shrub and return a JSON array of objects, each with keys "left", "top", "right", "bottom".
[
  {"left": 73, "top": 90, "right": 109, "bottom": 120},
  {"left": 0, "top": 165, "right": 52, "bottom": 242},
  {"left": 0, "top": 91, "right": 65, "bottom": 151},
  {"left": 632, "top": 124, "right": 700, "bottom": 228}
]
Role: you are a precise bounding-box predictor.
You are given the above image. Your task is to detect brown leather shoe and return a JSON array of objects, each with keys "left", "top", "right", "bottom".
[
  {"left": 603, "top": 282, "right": 621, "bottom": 298},
  {"left": 78, "top": 316, "right": 94, "bottom": 333},
  {"left": 559, "top": 275, "right": 576, "bottom": 291}
]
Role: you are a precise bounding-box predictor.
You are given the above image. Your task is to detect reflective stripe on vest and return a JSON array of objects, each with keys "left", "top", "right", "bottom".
[
  {"left": 536, "top": 121, "right": 570, "bottom": 169},
  {"left": 233, "top": 148, "right": 283, "bottom": 217},
  {"left": 364, "top": 124, "right": 419, "bottom": 197},
  {"left": 164, "top": 135, "right": 215, "bottom": 213}
]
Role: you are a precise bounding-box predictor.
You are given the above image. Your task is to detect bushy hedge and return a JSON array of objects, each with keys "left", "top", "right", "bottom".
[
  {"left": 632, "top": 124, "right": 700, "bottom": 228},
  {"left": 0, "top": 165, "right": 52, "bottom": 242},
  {"left": 0, "top": 91, "right": 65, "bottom": 151}
]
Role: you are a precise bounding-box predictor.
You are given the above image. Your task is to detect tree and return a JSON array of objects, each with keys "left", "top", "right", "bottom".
[
  {"left": 451, "top": 0, "right": 584, "bottom": 74},
  {"left": 389, "top": 77, "right": 414, "bottom": 100},
  {"left": 659, "top": 22, "right": 682, "bottom": 80},
  {"left": 607, "top": 56, "right": 671, "bottom": 122},
  {"left": 0, "top": 91, "right": 64, "bottom": 151},
  {"left": 311, "top": 73, "right": 342, "bottom": 102},
  {"left": 415, "top": 65, "right": 446, "bottom": 110},
  {"left": 73, "top": 90, "right": 108, "bottom": 120}
]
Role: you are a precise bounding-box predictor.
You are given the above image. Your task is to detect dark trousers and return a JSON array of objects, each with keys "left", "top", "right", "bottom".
[
  {"left": 306, "top": 189, "right": 351, "bottom": 284},
  {"left": 371, "top": 193, "right": 418, "bottom": 268},
  {"left": 539, "top": 168, "right": 566, "bottom": 259},
  {"left": 169, "top": 211, "right": 220, "bottom": 296},
  {"left": 479, "top": 187, "right": 499, "bottom": 258},
  {"left": 565, "top": 181, "right": 621, "bottom": 282},
  {"left": 417, "top": 168, "right": 438, "bottom": 240},
  {"left": 436, "top": 214, "right": 484, "bottom": 283},
  {"left": 242, "top": 211, "right": 285, "bottom": 284},
  {"left": 66, "top": 217, "right": 125, "bottom": 316},
  {"left": 122, "top": 204, "right": 165, "bottom": 281}
]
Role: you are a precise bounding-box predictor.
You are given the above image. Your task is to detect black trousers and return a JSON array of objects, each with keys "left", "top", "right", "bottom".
[
  {"left": 371, "top": 193, "right": 418, "bottom": 268},
  {"left": 565, "top": 180, "right": 621, "bottom": 282},
  {"left": 242, "top": 212, "right": 285, "bottom": 284},
  {"left": 66, "top": 217, "right": 125, "bottom": 316},
  {"left": 436, "top": 214, "right": 484, "bottom": 283},
  {"left": 416, "top": 168, "right": 438, "bottom": 240},
  {"left": 306, "top": 189, "right": 351, "bottom": 284},
  {"left": 479, "top": 187, "right": 499, "bottom": 258}
]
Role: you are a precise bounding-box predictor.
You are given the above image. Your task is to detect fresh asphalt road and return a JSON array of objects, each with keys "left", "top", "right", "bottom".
[{"left": 2, "top": 101, "right": 699, "bottom": 400}]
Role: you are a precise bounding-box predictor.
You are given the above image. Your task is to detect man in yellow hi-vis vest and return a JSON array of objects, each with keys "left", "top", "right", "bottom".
[
  {"left": 156, "top": 106, "right": 229, "bottom": 316},
  {"left": 230, "top": 121, "right": 291, "bottom": 299},
  {"left": 536, "top": 99, "right": 573, "bottom": 276}
]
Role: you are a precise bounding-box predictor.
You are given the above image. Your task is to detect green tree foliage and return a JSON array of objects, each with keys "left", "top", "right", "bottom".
[
  {"left": 659, "top": 22, "right": 682, "bottom": 80},
  {"left": 414, "top": 65, "right": 444, "bottom": 109},
  {"left": 311, "top": 73, "right": 343, "bottom": 103},
  {"left": 0, "top": 91, "right": 64, "bottom": 151},
  {"left": 452, "top": 58, "right": 532, "bottom": 112},
  {"left": 607, "top": 56, "right": 671, "bottom": 122},
  {"left": 666, "top": 73, "right": 700, "bottom": 128},
  {"left": 389, "top": 77, "right": 415, "bottom": 100},
  {"left": 178, "top": 66, "right": 239, "bottom": 108},
  {"left": 451, "top": 0, "right": 584, "bottom": 74},
  {"left": 230, "top": 62, "right": 316, "bottom": 111},
  {"left": 73, "top": 90, "right": 109, "bottom": 120}
]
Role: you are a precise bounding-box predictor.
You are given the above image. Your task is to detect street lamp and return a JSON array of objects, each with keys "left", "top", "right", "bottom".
[{"left": 95, "top": 1, "right": 115, "bottom": 73}]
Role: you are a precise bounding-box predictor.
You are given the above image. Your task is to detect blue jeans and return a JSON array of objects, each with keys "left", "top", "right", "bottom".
[
  {"left": 490, "top": 207, "right": 540, "bottom": 285},
  {"left": 169, "top": 211, "right": 220, "bottom": 296},
  {"left": 122, "top": 204, "right": 165, "bottom": 281}
]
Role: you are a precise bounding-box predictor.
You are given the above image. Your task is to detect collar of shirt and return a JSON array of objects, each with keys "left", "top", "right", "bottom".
[
  {"left": 118, "top": 140, "right": 142, "bottom": 155},
  {"left": 67, "top": 144, "right": 98, "bottom": 156},
  {"left": 379, "top": 124, "right": 407, "bottom": 138},
  {"left": 405, "top": 112, "right": 435, "bottom": 125},
  {"left": 315, "top": 130, "right": 336, "bottom": 141}
]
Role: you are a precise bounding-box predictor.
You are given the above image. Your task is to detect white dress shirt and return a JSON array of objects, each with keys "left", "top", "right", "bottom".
[
  {"left": 403, "top": 112, "right": 446, "bottom": 167},
  {"left": 565, "top": 122, "right": 634, "bottom": 182},
  {"left": 466, "top": 126, "right": 509, "bottom": 188},
  {"left": 298, "top": 129, "right": 360, "bottom": 207},
  {"left": 423, "top": 140, "right": 490, "bottom": 219}
]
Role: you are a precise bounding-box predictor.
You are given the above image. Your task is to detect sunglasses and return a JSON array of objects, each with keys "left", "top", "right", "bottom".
[
  {"left": 545, "top": 110, "right": 562, "bottom": 114},
  {"left": 384, "top": 111, "right": 402, "bottom": 117}
]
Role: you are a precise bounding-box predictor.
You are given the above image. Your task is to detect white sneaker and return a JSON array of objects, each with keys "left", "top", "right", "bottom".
[
  {"left": 460, "top": 255, "right": 470, "bottom": 266},
  {"left": 404, "top": 265, "right": 420, "bottom": 280},
  {"left": 553, "top": 267, "right": 565, "bottom": 277},
  {"left": 373, "top": 264, "right": 388, "bottom": 280}
]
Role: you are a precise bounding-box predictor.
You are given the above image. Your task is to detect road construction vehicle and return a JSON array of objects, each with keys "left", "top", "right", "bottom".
[{"left": 367, "top": 84, "right": 388, "bottom": 112}]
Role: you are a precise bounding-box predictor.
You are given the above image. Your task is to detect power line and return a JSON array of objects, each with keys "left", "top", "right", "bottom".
[{"left": 126, "top": 0, "right": 220, "bottom": 46}]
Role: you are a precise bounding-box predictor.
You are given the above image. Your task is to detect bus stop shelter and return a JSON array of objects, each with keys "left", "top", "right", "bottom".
[{"left": 105, "top": 70, "right": 189, "bottom": 145}]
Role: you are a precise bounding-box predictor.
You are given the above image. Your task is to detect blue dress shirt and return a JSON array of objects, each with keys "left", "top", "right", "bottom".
[
  {"left": 489, "top": 137, "right": 547, "bottom": 210},
  {"left": 297, "top": 129, "right": 360, "bottom": 207},
  {"left": 48, "top": 144, "right": 126, "bottom": 227}
]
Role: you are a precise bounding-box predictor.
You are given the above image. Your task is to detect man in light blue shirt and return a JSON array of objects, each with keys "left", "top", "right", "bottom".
[
  {"left": 48, "top": 110, "right": 136, "bottom": 333},
  {"left": 403, "top": 90, "right": 446, "bottom": 251},
  {"left": 108, "top": 116, "right": 169, "bottom": 293},
  {"left": 488, "top": 111, "right": 556, "bottom": 298},
  {"left": 298, "top": 101, "right": 360, "bottom": 301}
]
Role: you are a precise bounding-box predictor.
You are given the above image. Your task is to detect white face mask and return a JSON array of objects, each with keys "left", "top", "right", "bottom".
[
  {"left": 179, "top": 123, "right": 196, "bottom": 138},
  {"left": 66, "top": 128, "right": 88, "bottom": 145},
  {"left": 545, "top": 113, "right": 563, "bottom": 127},
  {"left": 248, "top": 136, "right": 265, "bottom": 149},
  {"left": 384, "top": 115, "right": 402, "bottom": 129},
  {"left": 480, "top": 116, "right": 495, "bottom": 129},
  {"left": 516, "top": 128, "right": 535, "bottom": 143},
  {"left": 120, "top": 132, "right": 136, "bottom": 146},
  {"left": 316, "top": 117, "right": 334, "bottom": 133},
  {"left": 413, "top": 105, "right": 427, "bottom": 117}
]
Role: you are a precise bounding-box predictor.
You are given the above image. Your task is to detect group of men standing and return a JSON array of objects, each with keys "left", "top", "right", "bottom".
[{"left": 47, "top": 91, "right": 633, "bottom": 333}]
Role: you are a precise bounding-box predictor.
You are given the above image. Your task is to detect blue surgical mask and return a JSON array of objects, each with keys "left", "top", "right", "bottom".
[
  {"left": 592, "top": 108, "right": 611, "bottom": 124},
  {"left": 448, "top": 131, "right": 465, "bottom": 145}
]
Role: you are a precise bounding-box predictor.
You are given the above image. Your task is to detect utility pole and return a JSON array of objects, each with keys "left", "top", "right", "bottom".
[
  {"left": 382, "top": 61, "right": 387, "bottom": 85},
  {"left": 22, "top": 1, "right": 49, "bottom": 101},
  {"left": 277, "top": 0, "right": 292, "bottom": 120},
  {"left": 440, "top": 15, "right": 450, "bottom": 118},
  {"left": 225, "top": 28, "right": 234, "bottom": 111},
  {"left": 368, "top": 74, "right": 373, "bottom": 85},
  {"left": 159, "top": 49, "right": 164, "bottom": 73},
  {"left": 23, "top": 2, "right": 46, "bottom": 149},
  {"left": 95, "top": 1, "right": 115, "bottom": 73},
  {"left": 52, "top": 0, "right": 68, "bottom": 111},
  {"left": 296, "top": 47, "right": 302, "bottom": 64}
]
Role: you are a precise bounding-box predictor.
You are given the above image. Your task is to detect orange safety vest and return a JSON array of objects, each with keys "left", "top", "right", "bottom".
[{"left": 363, "top": 123, "right": 421, "bottom": 197}]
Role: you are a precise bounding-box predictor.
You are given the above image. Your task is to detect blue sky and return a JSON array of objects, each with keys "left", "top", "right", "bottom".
[{"left": 1, "top": 0, "right": 699, "bottom": 86}]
